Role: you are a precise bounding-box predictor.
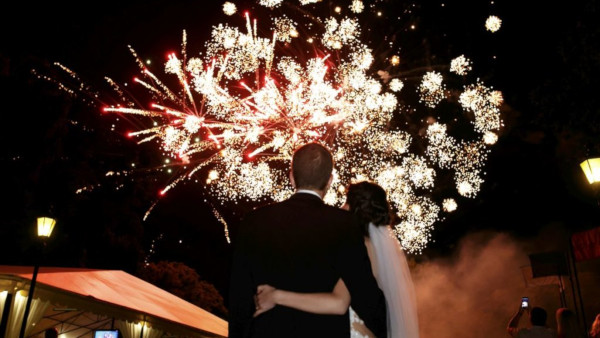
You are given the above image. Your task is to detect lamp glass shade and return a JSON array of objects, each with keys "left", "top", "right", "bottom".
[
  {"left": 37, "top": 217, "right": 56, "bottom": 237},
  {"left": 580, "top": 158, "right": 600, "bottom": 184}
]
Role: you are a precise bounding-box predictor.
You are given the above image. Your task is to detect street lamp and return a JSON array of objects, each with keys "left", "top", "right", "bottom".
[
  {"left": 580, "top": 157, "right": 600, "bottom": 184},
  {"left": 37, "top": 217, "right": 56, "bottom": 238},
  {"left": 18, "top": 217, "right": 56, "bottom": 338},
  {"left": 580, "top": 157, "right": 600, "bottom": 206}
]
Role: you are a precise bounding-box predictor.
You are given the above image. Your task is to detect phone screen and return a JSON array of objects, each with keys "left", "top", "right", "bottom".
[{"left": 521, "top": 297, "right": 529, "bottom": 308}]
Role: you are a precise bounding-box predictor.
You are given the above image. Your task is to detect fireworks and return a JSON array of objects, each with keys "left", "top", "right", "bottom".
[
  {"left": 389, "top": 78, "right": 404, "bottom": 92},
  {"left": 483, "top": 131, "right": 498, "bottom": 145},
  {"left": 426, "top": 123, "right": 457, "bottom": 170},
  {"left": 486, "top": 15, "right": 502, "bottom": 33},
  {"left": 450, "top": 55, "right": 472, "bottom": 76},
  {"left": 106, "top": 13, "right": 397, "bottom": 203},
  {"left": 442, "top": 198, "right": 457, "bottom": 212},
  {"left": 274, "top": 16, "right": 299, "bottom": 42},
  {"left": 418, "top": 71, "right": 446, "bottom": 108},
  {"left": 222, "top": 2, "right": 237, "bottom": 16},
  {"left": 456, "top": 170, "right": 484, "bottom": 198},
  {"left": 259, "top": 0, "right": 283, "bottom": 8},
  {"left": 323, "top": 17, "right": 360, "bottom": 49},
  {"left": 90, "top": 2, "right": 505, "bottom": 253},
  {"left": 350, "top": 0, "right": 364, "bottom": 13},
  {"left": 459, "top": 81, "right": 503, "bottom": 133},
  {"left": 453, "top": 141, "right": 488, "bottom": 198}
]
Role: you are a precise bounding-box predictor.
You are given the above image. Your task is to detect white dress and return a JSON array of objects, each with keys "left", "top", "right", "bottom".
[{"left": 350, "top": 223, "right": 420, "bottom": 338}]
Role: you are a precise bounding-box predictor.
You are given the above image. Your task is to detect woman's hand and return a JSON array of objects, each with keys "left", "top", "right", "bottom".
[{"left": 253, "top": 284, "right": 278, "bottom": 317}]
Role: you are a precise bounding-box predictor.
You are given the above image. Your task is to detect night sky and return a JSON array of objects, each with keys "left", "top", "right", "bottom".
[{"left": 1, "top": 0, "right": 599, "bottom": 305}]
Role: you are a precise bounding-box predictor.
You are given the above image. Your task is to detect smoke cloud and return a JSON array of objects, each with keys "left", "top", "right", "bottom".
[{"left": 411, "top": 229, "right": 600, "bottom": 338}]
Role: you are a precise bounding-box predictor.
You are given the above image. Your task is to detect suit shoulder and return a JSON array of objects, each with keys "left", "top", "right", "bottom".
[
  {"left": 239, "top": 200, "right": 286, "bottom": 226},
  {"left": 244, "top": 200, "right": 284, "bottom": 216},
  {"left": 321, "top": 203, "right": 355, "bottom": 219}
]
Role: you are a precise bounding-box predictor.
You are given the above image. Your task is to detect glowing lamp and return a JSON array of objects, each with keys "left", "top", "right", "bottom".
[
  {"left": 20, "top": 216, "right": 57, "bottom": 337},
  {"left": 580, "top": 158, "right": 600, "bottom": 184},
  {"left": 37, "top": 217, "right": 56, "bottom": 238}
]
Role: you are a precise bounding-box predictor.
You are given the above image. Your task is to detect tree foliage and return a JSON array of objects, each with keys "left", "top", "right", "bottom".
[{"left": 138, "top": 261, "right": 228, "bottom": 318}]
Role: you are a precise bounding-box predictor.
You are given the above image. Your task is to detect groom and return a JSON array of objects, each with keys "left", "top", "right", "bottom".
[{"left": 229, "top": 143, "right": 387, "bottom": 337}]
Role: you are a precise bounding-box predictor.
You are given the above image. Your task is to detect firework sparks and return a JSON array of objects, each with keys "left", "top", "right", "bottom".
[
  {"left": 323, "top": 17, "right": 360, "bottom": 49},
  {"left": 259, "top": 0, "right": 283, "bottom": 8},
  {"left": 483, "top": 131, "right": 498, "bottom": 145},
  {"left": 453, "top": 141, "right": 488, "bottom": 198},
  {"left": 300, "top": 0, "right": 321, "bottom": 4},
  {"left": 456, "top": 170, "right": 484, "bottom": 198},
  {"left": 106, "top": 15, "right": 398, "bottom": 204},
  {"left": 419, "top": 71, "right": 446, "bottom": 108},
  {"left": 450, "top": 55, "right": 472, "bottom": 76},
  {"left": 389, "top": 78, "right": 404, "bottom": 92},
  {"left": 223, "top": 2, "right": 237, "bottom": 15},
  {"left": 442, "top": 198, "right": 457, "bottom": 212},
  {"left": 394, "top": 196, "right": 439, "bottom": 251},
  {"left": 485, "top": 15, "right": 502, "bottom": 33},
  {"left": 426, "top": 123, "right": 457, "bottom": 170},
  {"left": 88, "top": 3, "right": 504, "bottom": 253},
  {"left": 459, "top": 81, "right": 503, "bottom": 133},
  {"left": 350, "top": 0, "right": 364, "bottom": 13},
  {"left": 274, "top": 16, "right": 299, "bottom": 43}
]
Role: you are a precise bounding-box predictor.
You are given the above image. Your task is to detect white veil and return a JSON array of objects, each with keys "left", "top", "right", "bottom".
[{"left": 368, "top": 223, "right": 420, "bottom": 338}]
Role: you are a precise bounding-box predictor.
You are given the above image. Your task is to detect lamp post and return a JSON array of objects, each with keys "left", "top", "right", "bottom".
[
  {"left": 580, "top": 157, "right": 600, "bottom": 205},
  {"left": 571, "top": 157, "right": 600, "bottom": 332},
  {"left": 18, "top": 217, "right": 56, "bottom": 338}
]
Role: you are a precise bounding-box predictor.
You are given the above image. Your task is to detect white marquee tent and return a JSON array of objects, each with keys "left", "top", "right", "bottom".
[{"left": 0, "top": 266, "right": 228, "bottom": 337}]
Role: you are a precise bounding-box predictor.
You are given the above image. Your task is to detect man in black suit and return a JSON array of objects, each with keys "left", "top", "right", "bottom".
[{"left": 229, "top": 143, "right": 387, "bottom": 337}]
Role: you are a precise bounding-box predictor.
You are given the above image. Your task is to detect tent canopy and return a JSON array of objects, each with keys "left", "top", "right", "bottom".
[{"left": 0, "top": 266, "right": 227, "bottom": 337}]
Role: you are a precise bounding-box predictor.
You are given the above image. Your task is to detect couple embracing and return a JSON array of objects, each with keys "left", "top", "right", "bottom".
[{"left": 229, "top": 143, "right": 419, "bottom": 338}]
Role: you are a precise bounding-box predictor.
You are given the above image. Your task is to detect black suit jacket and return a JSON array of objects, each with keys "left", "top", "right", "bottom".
[{"left": 229, "top": 193, "right": 387, "bottom": 338}]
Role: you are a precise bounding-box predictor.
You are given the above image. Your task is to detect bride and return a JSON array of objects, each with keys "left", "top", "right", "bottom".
[{"left": 254, "top": 181, "right": 419, "bottom": 338}]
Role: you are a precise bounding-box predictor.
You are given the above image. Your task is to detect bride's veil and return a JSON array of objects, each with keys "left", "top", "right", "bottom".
[{"left": 368, "top": 223, "right": 420, "bottom": 338}]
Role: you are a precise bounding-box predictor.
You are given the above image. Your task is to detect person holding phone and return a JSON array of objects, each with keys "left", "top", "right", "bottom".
[{"left": 507, "top": 302, "right": 557, "bottom": 338}]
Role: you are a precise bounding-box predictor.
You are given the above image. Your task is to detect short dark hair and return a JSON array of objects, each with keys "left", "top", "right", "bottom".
[
  {"left": 291, "top": 143, "right": 333, "bottom": 190},
  {"left": 530, "top": 307, "right": 548, "bottom": 326}
]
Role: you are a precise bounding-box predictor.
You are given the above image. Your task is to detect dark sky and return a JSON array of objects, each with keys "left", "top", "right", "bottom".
[{"left": 1, "top": 0, "right": 598, "bottom": 298}]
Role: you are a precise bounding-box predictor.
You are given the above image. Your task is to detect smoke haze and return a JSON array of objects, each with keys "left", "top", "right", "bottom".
[{"left": 411, "top": 229, "right": 600, "bottom": 338}]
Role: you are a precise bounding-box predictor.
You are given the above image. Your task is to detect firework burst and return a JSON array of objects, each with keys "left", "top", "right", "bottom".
[
  {"left": 450, "top": 55, "right": 472, "bottom": 76},
  {"left": 418, "top": 71, "right": 446, "bottom": 108},
  {"left": 69, "top": 2, "right": 505, "bottom": 253},
  {"left": 486, "top": 15, "right": 502, "bottom": 33}
]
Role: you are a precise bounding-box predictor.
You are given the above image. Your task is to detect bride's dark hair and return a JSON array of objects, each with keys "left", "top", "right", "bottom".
[{"left": 346, "top": 181, "right": 394, "bottom": 237}]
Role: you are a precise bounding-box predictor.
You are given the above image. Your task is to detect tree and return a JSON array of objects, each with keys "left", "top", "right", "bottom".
[{"left": 137, "top": 261, "right": 228, "bottom": 318}]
